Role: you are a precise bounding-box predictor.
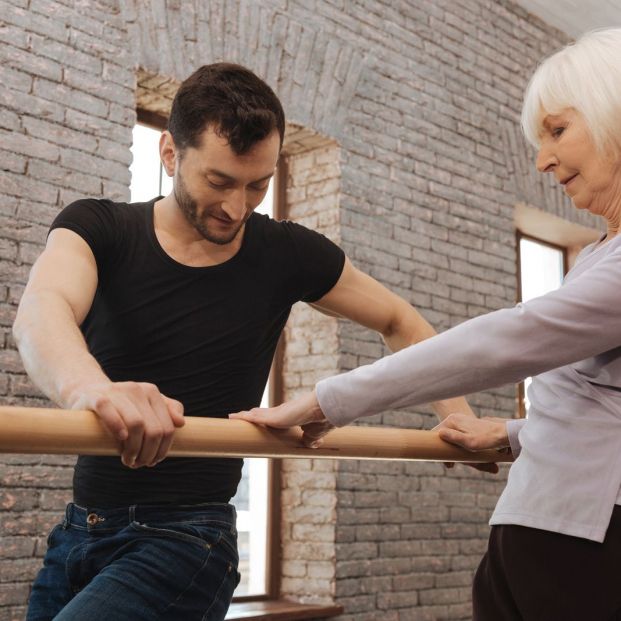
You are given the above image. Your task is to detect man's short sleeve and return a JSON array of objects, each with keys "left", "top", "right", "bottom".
[
  {"left": 282, "top": 221, "right": 346, "bottom": 303},
  {"left": 49, "top": 199, "right": 119, "bottom": 279}
]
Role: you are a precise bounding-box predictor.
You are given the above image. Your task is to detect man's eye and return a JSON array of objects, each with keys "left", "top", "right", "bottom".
[
  {"left": 250, "top": 184, "right": 269, "bottom": 192},
  {"left": 208, "top": 180, "right": 229, "bottom": 189}
]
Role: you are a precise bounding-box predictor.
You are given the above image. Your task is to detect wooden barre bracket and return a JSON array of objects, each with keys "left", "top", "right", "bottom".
[{"left": 0, "top": 406, "right": 512, "bottom": 463}]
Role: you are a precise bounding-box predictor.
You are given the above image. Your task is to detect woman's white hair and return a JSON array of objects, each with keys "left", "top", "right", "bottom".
[{"left": 521, "top": 28, "right": 621, "bottom": 153}]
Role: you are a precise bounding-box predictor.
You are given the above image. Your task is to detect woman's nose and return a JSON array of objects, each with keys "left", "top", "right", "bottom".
[{"left": 536, "top": 144, "right": 558, "bottom": 173}]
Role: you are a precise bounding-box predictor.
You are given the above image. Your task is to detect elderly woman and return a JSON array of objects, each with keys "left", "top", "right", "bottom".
[{"left": 231, "top": 28, "right": 621, "bottom": 620}]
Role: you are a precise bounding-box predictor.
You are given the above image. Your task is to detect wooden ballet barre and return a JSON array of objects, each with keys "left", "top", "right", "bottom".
[{"left": 0, "top": 406, "right": 512, "bottom": 463}]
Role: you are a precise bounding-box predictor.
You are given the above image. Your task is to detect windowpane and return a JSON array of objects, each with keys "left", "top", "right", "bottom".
[
  {"left": 160, "top": 166, "right": 173, "bottom": 197},
  {"left": 231, "top": 458, "right": 270, "bottom": 596},
  {"left": 254, "top": 179, "right": 274, "bottom": 218},
  {"left": 130, "top": 124, "right": 171, "bottom": 202},
  {"left": 519, "top": 237, "right": 565, "bottom": 413},
  {"left": 519, "top": 238, "right": 564, "bottom": 303},
  {"left": 129, "top": 122, "right": 275, "bottom": 597},
  {"left": 230, "top": 179, "right": 274, "bottom": 597}
]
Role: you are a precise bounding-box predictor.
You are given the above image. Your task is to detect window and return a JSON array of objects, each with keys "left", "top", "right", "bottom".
[
  {"left": 229, "top": 178, "right": 277, "bottom": 598},
  {"left": 129, "top": 113, "right": 282, "bottom": 599},
  {"left": 516, "top": 233, "right": 567, "bottom": 417},
  {"left": 129, "top": 111, "right": 173, "bottom": 202},
  {"left": 129, "top": 123, "right": 172, "bottom": 201}
]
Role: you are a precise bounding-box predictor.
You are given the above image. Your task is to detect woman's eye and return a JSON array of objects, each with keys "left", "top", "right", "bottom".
[{"left": 552, "top": 126, "right": 565, "bottom": 138}]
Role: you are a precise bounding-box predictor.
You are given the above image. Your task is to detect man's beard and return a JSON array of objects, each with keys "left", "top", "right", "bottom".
[{"left": 174, "top": 173, "right": 246, "bottom": 246}]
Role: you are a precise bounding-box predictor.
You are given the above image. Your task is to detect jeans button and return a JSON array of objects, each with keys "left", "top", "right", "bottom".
[{"left": 86, "top": 513, "right": 99, "bottom": 526}]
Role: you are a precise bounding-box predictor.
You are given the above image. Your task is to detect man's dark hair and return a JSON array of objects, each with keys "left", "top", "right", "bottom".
[{"left": 168, "top": 63, "right": 285, "bottom": 155}]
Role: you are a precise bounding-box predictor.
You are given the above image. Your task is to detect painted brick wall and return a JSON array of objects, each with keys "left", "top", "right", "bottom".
[
  {"left": 0, "top": 1, "right": 582, "bottom": 619},
  {"left": 280, "top": 141, "right": 341, "bottom": 605},
  {"left": 0, "top": 2, "right": 133, "bottom": 618}
]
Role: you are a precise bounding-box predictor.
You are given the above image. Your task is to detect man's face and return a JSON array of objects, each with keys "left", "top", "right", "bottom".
[{"left": 169, "top": 127, "right": 280, "bottom": 245}]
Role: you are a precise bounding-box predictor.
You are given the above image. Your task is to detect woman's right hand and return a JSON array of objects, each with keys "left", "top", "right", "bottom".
[{"left": 229, "top": 390, "right": 334, "bottom": 448}]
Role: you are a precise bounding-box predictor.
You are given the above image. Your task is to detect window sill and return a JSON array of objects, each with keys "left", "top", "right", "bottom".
[{"left": 226, "top": 600, "right": 343, "bottom": 620}]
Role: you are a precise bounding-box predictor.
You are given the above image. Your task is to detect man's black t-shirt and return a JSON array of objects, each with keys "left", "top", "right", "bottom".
[{"left": 50, "top": 198, "right": 345, "bottom": 507}]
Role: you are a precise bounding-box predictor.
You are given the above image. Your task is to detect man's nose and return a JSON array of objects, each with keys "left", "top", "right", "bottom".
[{"left": 221, "top": 189, "right": 246, "bottom": 222}]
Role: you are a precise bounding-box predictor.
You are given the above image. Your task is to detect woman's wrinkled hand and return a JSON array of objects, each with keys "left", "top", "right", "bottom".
[
  {"left": 435, "top": 413, "right": 512, "bottom": 475},
  {"left": 435, "top": 413, "right": 510, "bottom": 450},
  {"left": 229, "top": 390, "right": 335, "bottom": 448}
]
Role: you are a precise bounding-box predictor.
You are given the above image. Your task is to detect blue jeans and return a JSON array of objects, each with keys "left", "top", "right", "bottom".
[{"left": 27, "top": 502, "right": 240, "bottom": 621}]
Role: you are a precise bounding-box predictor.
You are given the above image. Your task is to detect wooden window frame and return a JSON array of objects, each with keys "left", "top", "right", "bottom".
[
  {"left": 235, "top": 158, "right": 287, "bottom": 603},
  {"left": 226, "top": 155, "right": 341, "bottom": 619},
  {"left": 136, "top": 108, "right": 168, "bottom": 130}
]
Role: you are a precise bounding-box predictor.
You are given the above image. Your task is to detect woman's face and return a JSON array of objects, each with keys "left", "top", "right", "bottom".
[{"left": 536, "top": 109, "right": 621, "bottom": 220}]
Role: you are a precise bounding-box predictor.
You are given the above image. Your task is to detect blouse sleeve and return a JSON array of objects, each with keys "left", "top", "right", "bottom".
[
  {"left": 317, "top": 245, "right": 621, "bottom": 426},
  {"left": 506, "top": 418, "right": 526, "bottom": 459}
]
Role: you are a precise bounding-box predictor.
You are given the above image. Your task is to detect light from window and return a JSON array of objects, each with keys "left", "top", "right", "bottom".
[
  {"left": 129, "top": 122, "right": 274, "bottom": 597},
  {"left": 255, "top": 179, "right": 274, "bottom": 219},
  {"left": 519, "top": 237, "right": 565, "bottom": 412},
  {"left": 520, "top": 238, "right": 564, "bottom": 303},
  {"left": 230, "top": 182, "right": 273, "bottom": 597},
  {"left": 130, "top": 124, "right": 173, "bottom": 202}
]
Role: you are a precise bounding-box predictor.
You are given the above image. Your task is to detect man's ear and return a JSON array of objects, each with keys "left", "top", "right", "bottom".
[{"left": 159, "top": 131, "right": 178, "bottom": 178}]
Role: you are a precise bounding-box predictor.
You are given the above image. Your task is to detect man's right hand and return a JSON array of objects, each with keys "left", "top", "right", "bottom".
[{"left": 67, "top": 381, "right": 185, "bottom": 468}]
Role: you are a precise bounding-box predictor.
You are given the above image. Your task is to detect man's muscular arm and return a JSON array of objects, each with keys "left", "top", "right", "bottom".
[
  {"left": 13, "top": 228, "right": 184, "bottom": 468},
  {"left": 310, "top": 258, "right": 476, "bottom": 421}
]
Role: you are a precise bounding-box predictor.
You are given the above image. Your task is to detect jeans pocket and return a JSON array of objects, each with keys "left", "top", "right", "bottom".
[
  {"left": 209, "top": 527, "right": 239, "bottom": 568},
  {"left": 195, "top": 524, "right": 239, "bottom": 566}
]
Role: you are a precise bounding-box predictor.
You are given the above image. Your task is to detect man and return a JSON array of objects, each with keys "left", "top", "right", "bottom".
[{"left": 13, "top": 63, "right": 481, "bottom": 621}]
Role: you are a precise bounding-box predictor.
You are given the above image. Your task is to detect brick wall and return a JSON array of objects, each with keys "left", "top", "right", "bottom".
[
  {"left": 280, "top": 141, "right": 341, "bottom": 605},
  {"left": 1, "top": 2, "right": 133, "bottom": 618},
  {"left": 0, "top": 1, "right": 583, "bottom": 619}
]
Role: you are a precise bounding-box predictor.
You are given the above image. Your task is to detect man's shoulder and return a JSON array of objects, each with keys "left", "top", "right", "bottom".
[
  {"left": 249, "top": 212, "right": 329, "bottom": 244},
  {"left": 83, "top": 196, "right": 148, "bottom": 215},
  {"left": 57, "top": 196, "right": 149, "bottom": 224},
  {"left": 50, "top": 198, "right": 153, "bottom": 253}
]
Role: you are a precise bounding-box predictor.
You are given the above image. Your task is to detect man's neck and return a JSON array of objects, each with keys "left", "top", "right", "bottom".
[{"left": 153, "top": 196, "right": 245, "bottom": 268}]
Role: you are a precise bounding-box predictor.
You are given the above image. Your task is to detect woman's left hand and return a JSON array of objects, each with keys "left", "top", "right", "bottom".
[
  {"left": 434, "top": 413, "right": 511, "bottom": 451},
  {"left": 229, "top": 390, "right": 335, "bottom": 448},
  {"left": 435, "top": 413, "right": 512, "bottom": 474}
]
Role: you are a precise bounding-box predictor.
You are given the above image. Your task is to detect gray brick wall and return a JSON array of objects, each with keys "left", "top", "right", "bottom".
[
  {"left": 0, "top": 1, "right": 585, "bottom": 619},
  {"left": 280, "top": 141, "right": 341, "bottom": 605},
  {"left": 1, "top": 3, "right": 133, "bottom": 618}
]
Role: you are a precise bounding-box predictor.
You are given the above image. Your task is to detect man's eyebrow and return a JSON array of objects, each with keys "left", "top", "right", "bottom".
[
  {"left": 251, "top": 172, "right": 275, "bottom": 184},
  {"left": 202, "top": 168, "right": 274, "bottom": 183},
  {"left": 202, "top": 168, "right": 235, "bottom": 180}
]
